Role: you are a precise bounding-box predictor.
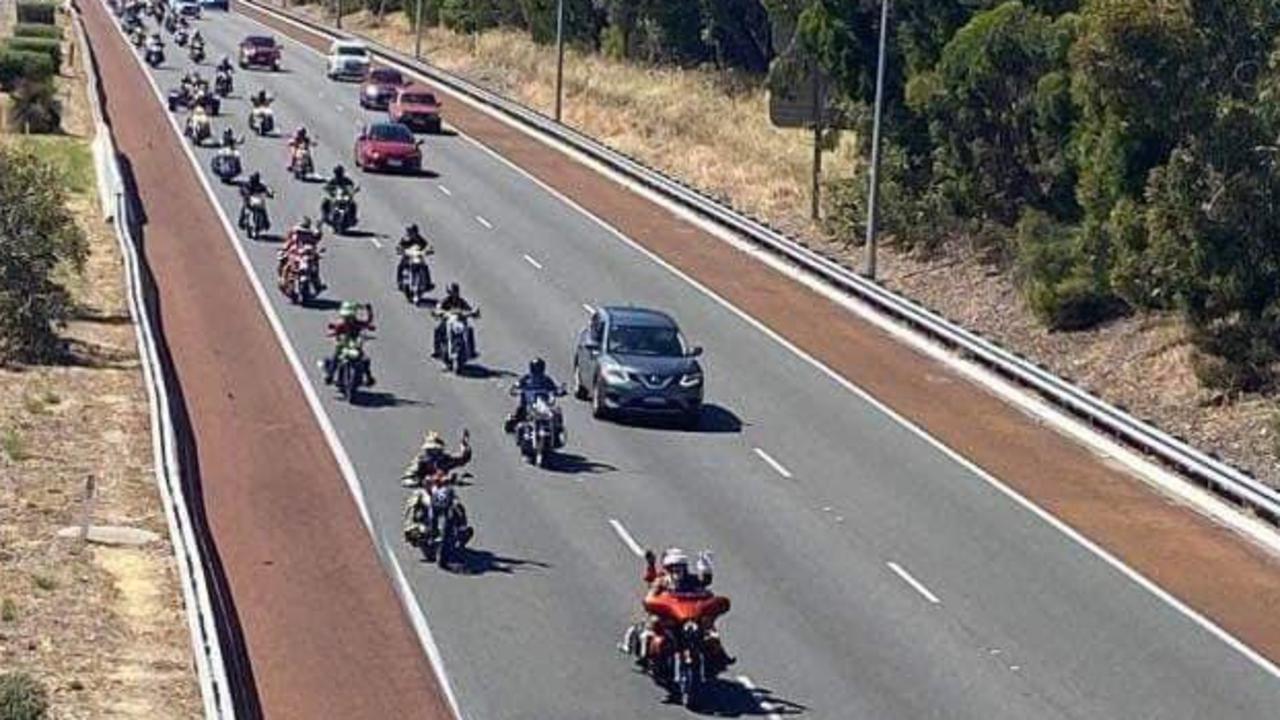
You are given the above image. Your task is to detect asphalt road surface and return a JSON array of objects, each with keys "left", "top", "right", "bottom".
[{"left": 111, "top": 6, "right": 1280, "bottom": 718}]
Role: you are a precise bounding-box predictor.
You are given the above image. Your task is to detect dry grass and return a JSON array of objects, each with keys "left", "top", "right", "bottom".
[
  {"left": 311, "top": 8, "right": 1280, "bottom": 489},
  {"left": 0, "top": 16, "right": 201, "bottom": 720},
  {"left": 307, "top": 9, "right": 859, "bottom": 238}
]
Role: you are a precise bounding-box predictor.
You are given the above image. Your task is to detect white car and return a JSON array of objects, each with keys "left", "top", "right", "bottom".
[{"left": 326, "top": 39, "right": 370, "bottom": 81}]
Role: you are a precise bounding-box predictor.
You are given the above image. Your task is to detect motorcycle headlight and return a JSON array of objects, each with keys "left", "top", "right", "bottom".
[
  {"left": 600, "top": 362, "right": 629, "bottom": 385},
  {"left": 679, "top": 371, "right": 703, "bottom": 388},
  {"left": 364, "top": 86, "right": 378, "bottom": 96}
]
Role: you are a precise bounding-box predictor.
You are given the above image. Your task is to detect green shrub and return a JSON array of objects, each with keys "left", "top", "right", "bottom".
[
  {"left": 14, "top": 1, "right": 56, "bottom": 25},
  {"left": 3, "top": 38, "right": 61, "bottom": 69},
  {"left": 0, "top": 672, "right": 49, "bottom": 720},
  {"left": 13, "top": 24, "right": 61, "bottom": 40},
  {"left": 0, "top": 50, "right": 54, "bottom": 90},
  {"left": 9, "top": 78, "right": 62, "bottom": 134},
  {"left": 0, "top": 146, "right": 86, "bottom": 362},
  {"left": 1016, "top": 210, "right": 1120, "bottom": 331}
]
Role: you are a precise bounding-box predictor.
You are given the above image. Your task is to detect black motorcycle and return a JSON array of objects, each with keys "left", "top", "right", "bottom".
[
  {"left": 189, "top": 43, "right": 205, "bottom": 64},
  {"left": 328, "top": 337, "right": 370, "bottom": 402},
  {"left": 398, "top": 245, "right": 433, "bottom": 305},
  {"left": 512, "top": 387, "right": 566, "bottom": 467},
  {"left": 144, "top": 43, "right": 164, "bottom": 67},
  {"left": 433, "top": 309, "right": 480, "bottom": 373},
  {"left": 240, "top": 192, "right": 271, "bottom": 240},
  {"left": 210, "top": 146, "right": 241, "bottom": 183},
  {"left": 214, "top": 69, "right": 232, "bottom": 97},
  {"left": 406, "top": 485, "right": 472, "bottom": 568},
  {"left": 321, "top": 186, "right": 359, "bottom": 234}
]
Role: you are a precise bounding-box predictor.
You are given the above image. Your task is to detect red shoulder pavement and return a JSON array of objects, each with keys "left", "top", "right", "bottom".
[{"left": 79, "top": 1, "right": 453, "bottom": 716}]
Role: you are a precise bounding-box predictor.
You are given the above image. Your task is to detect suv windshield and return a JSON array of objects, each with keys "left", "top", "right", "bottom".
[
  {"left": 336, "top": 46, "right": 367, "bottom": 56},
  {"left": 245, "top": 37, "right": 275, "bottom": 48},
  {"left": 607, "top": 325, "right": 683, "bottom": 357},
  {"left": 369, "top": 124, "right": 412, "bottom": 143},
  {"left": 401, "top": 93, "right": 437, "bottom": 105},
  {"left": 370, "top": 69, "right": 402, "bottom": 83}
]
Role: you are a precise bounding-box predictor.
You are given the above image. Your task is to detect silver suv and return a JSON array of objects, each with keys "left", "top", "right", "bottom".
[{"left": 573, "top": 306, "right": 704, "bottom": 424}]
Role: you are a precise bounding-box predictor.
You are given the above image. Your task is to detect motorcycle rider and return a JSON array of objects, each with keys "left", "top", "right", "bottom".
[
  {"left": 321, "top": 164, "right": 356, "bottom": 223},
  {"left": 287, "top": 126, "right": 313, "bottom": 172},
  {"left": 190, "top": 29, "right": 205, "bottom": 54},
  {"left": 216, "top": 55, "right": 234, "bottom": 75},
  {"left": 432, "top": 282, "right": 476, "bottom": 359},
  {"left": 277, "top": 216, "right": 323, "bottom": 286},
  {"left": 219, "top": 127, "right": 242, "bottom": 149},
  {"left": 395, "top": 223, "right": 432, "bottom": 289},
  {"left": 504, "top": 357, "right": 560, "bottom": 434},
  {"left": 250, "top": 89, "right": 271, "bottom": 109},
  {"left": 400, "top": 429, "right": 471, "bottom": 488},
  {"left": 403, "top": 478, "right": 474, "bottom": 550},
  {"left": 145, "top": 31, "right": 163, "bottom": 54},
  {"left": 623, "top": 547, "right": 734, "bottom": 674},
  {"left": 324, "top": 301, "right": 375, "bottom": 386},
  {"left": 238, "top": 172, "right": 272, "bottom": 231}
]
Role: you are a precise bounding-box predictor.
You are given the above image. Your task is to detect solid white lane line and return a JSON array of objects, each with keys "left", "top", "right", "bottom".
[
  {"left": 753, "top": 448, "right": 792, "bottom": 479},
  {"left": 582, "top": 303, "right": 594, "bottom": 314},
  {"left": 438, "top": 184, "right": 453, "bottom": 196},
  {"left": 736, "top": 676, "right": 782, "bottom": 720},
  {"left": 608, "top": 519, "right": 644, "bottom": 557},
  {"left": 475, "top": 215, "right": 493, "bottom": 229},
  {"left": 368, "top": 235, "right": 383, "bottom": 248},
  {"left": 887, "top": 561, "right": 941, "bottom": 605},
  {"left": 523, "top": 254, "right": 543, "bottom": 270}
]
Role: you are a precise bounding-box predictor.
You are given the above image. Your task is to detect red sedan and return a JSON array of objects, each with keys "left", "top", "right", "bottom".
[
  {"left": 359, "top": 67, "right": 406, "bottom": 110},
  {"left": 354, "top": 122, "right": 422, "bottom": 173}
]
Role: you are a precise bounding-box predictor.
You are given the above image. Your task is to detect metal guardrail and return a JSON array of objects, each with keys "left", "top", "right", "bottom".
[
  {"left": 245, "top": 2, "right": 1280, "bottom": 523},
  {"left": 72, "top": 5, "right": 238, "bottom": 718}
]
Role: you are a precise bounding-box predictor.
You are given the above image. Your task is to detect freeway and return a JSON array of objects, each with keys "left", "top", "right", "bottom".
[{"left": 108, "top": 4, "right": 1280, "bottom": 718}]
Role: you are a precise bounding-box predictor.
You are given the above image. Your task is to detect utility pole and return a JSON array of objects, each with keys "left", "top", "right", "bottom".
[
  {"left": 414, "top": 0, "right": 424, "bottom": 59},
  {"left": 864, "top": 0, "right": 890, "bottom": 280},
  {"left": 554, "top": 0, "right": 565, "bottom": 122},
  {"left": 335, "top": 0, "right": 342, "bottom": 29},
  {"left": 810, "top": 69, "right": 823, "bottom": 221}
]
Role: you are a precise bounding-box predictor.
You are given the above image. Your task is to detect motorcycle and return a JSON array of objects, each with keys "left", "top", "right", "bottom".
[
  {"left": 433, "top": 308, "right": 480, "bottom": 373},
  {"left": 163, "top": 13, "right": 175, "bottom": 32},
  {"left": 189, "top": 42, "right": 205, "bottom": 64},
  {"left": 210, "top": 145, "right": 241, "bottom": 183},
  {"left": 184, "top": 108, "right": 211, "bottom": 145},
  {"left": 174, "top": 28, "right": 188, "bottom": 47},
  {"left": 329, "top": 337, "right": 370, "bottom": 402},
  {"left": 144, "top": 43, "right": 164, "bottom": 67},
  {"left": 288, "top": 143, "right": 315, "bottom": 180},
  {"left": 241, "top": 193, "right": 270, "bottom": 240},
  {"left": 214, "top": 68, "right": 232, "bottom": 97},
  {"left": 322, "top": 186, "right": 359, "bottom": 234},
  {"left": 511, "top": 387, "right": 566, "bottom": 467},
  {"left": 398, "top": 245, "right": 433, "bottom": 305},
  {"left": 248, "top": 105, "right": 274, "bottom": 136},
  {"left": 406, "top": 484, "right": 471, "bottom": 568},
  {"left": 622, "top": 590, "right": 732, "bottom": 708},
  {"left": 129, "top": 26, "right": 146, "bottom": 47},
  {"left": 283, "top": 244, "right": 324, "bottom": 304}
]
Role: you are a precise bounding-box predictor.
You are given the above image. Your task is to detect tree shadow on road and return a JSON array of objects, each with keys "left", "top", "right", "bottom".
[{"left": 457, "top": 363, "right": 517, "bottom": 381}]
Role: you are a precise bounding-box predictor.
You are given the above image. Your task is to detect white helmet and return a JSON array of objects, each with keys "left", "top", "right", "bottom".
[{"left": 660, "top": 547, "right": 689, "bottom": 570}]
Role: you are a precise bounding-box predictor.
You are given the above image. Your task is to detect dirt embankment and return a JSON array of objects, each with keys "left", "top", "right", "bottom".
[
  {"left": 0, "top": 9, "right": 201, "bottom": 718},
  {"left": 308, "top": 6, "right": 1280, "bottom": 489}
]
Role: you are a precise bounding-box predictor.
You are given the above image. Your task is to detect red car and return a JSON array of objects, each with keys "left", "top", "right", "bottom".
[
  {"left": 388, "top": 85, "right": 443, "bottom": 134},
  {"left": 359, "top": 67, "right": 406, "bottom": 110},
  {"left": 238, "top": 35, "right": 281, "bottom": 70},
  {"left": 354, "top": 122, "right": 422, "bottom": 173}
]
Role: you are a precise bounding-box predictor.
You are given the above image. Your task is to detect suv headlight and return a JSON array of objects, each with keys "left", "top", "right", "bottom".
[
  {"left": 679, "top": 371, "right": 703, "bottom": 388},
  {"left": 600, "top": 362, "right": 629, "bottom": 385}
]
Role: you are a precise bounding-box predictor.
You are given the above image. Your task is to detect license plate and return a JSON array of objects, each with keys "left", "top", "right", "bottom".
[
  {"left": 642, "top": 397, "right": 667, "bottom": 406},
  {"left": 387, "top": 159, "right": 403, "bottom": 167}
]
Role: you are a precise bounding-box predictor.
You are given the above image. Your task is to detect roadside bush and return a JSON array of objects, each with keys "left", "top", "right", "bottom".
[
  {"left": 0, "top": 672, "right": 49, "bottom": 720},
  {"left": 14, "top": 1, "right": 56, "bottom": 25},
  {"left": 1015, "top": 210, "right": 1119, "bottom": 331},
  {"left": 12, "top": 24, "right": 61, "bottom": 40},
  {"left": 0, "top": 146, "right": 86, "bottom": 363},
  {"left": 9, "top": 78, "right": 62, "bottom": 133},
  {"left": 0, "top": 50, "right": 54, "bottom": 90},
  {"left": 4, "top": 38, "right": 61, "bottom": 69}
]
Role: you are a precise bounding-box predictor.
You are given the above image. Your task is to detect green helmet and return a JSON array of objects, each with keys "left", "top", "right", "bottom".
[{"left": 339, "top": 301, "right": 358, "bottom": 319}]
